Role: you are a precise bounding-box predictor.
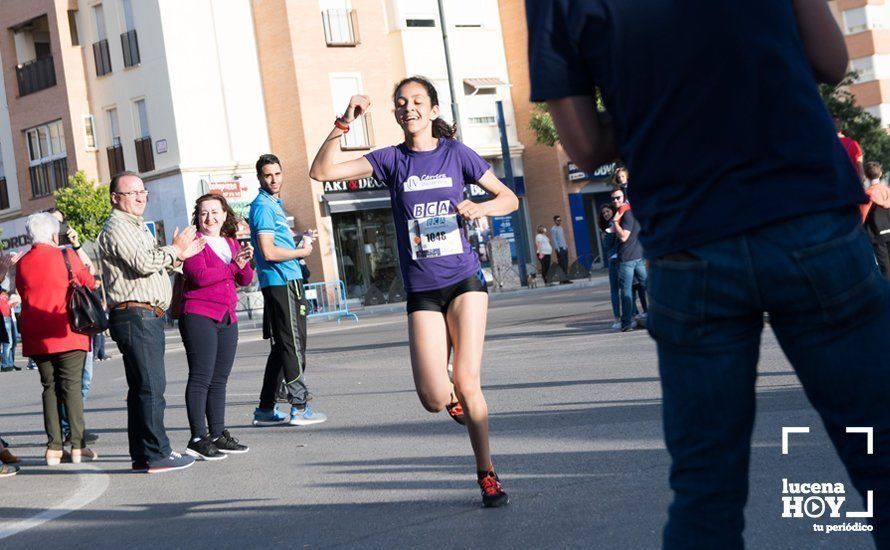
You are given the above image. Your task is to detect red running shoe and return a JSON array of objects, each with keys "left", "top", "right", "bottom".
[
  {"left": 445, "top": 400, "right": 465, "bottom": 425},
  {"left": 478, "top": 470, "right": 509, "bottom": 508}
]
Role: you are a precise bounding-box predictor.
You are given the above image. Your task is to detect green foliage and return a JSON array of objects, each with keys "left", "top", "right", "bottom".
[
  {"left": 529, "top": 103, "right": 560, "bottom": 147},
  {"left": 820, "top": 72, "right": 890, "bottom": 170},
  {"left": 54, "top": 171, "right": 112, "bottom": 243}
]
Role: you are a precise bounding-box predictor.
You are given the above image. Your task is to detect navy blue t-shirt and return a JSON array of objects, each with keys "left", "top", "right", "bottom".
[{"left": 526, "top": 0, "right": 867, "bottom": 258}]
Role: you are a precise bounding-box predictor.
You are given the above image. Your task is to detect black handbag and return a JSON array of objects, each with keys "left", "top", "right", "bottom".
[{"left": 62, "top": 249, "right": 109, "bottom": 335}]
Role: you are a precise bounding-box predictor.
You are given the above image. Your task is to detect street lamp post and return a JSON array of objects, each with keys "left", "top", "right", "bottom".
[{"left": 436, "top": 0, "right": 462, "bottom": 141}]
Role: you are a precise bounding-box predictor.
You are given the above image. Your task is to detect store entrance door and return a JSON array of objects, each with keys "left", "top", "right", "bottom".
[{"left": 333, "top": 209, "right": 400, "bottom": 300}]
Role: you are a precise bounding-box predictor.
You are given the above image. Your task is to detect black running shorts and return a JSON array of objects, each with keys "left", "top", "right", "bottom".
[{"left": 406, "top": 271, "right": 488, "bottom": 314}]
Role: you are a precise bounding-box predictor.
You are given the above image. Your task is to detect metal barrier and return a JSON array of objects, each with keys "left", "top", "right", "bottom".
[{"left": 304, "top": 279, "right": 358, "bottom": 324}]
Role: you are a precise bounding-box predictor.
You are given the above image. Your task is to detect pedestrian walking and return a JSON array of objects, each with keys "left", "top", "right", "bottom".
[
  {"left": 535, "top": 225, "right": 553, "bottom": 282},
  {"left": 179, "top": 193, "right": 253, "bottom": 460},
  {"left": 16, "top": 213, "right": 98, "bottom": 465},
  {"left": 609, "top": 189, "right": 647, "bottom": 332},
  {"left": 528, "top": 0, "right": 890, "bottom": 546},
  {"left": 98, "top": 171, "right": 205, "bottom": 473},
  {"left": 309, "top": 76, "right": 519, "bottom": 507},
  {"left": 248, "top": 155, "right": 326, "bottom": 427},
  {"left": 550, "top": 215, "right": 571, "bottom": 283}
]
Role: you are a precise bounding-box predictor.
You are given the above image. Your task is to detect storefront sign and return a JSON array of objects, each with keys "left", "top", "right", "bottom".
[
  {"left": 323, "top": 178, "right": 386, "bottom": 194},
  {"left": 567, "top": 161, "right": 616, "bottom": 182},
  {"left": 209, "top": 180, "right": 253, "bottom": 238}
]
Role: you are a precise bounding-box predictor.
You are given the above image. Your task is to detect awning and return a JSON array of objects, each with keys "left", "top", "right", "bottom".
[
  {"left": 463, "top": 77, "right": 508, "bottom": 95},
  {"left": 321, "top": 190, "right": 391, "bottom": 214}
]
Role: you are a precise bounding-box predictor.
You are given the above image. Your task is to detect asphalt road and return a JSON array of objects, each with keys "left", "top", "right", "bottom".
[{"left": 0, "top": 284, "right": 877, "bottom": 549}]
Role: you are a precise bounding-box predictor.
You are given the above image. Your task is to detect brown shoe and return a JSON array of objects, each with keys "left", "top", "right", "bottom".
[
  {"left": 71, "top": 447, "right": 98, "bottom": 464},
  {"left": 0, "top": 448, "right": 19, "bottom": 464}
]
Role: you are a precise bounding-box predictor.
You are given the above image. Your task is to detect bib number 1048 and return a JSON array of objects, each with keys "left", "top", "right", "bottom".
[{"left": 408, "top": 215, "right": 463, "bottom": 260}]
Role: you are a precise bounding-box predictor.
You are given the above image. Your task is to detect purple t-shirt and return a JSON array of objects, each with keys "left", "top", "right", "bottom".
[{"left": 365, "top": 138, "right": 490, "bottom": 292}]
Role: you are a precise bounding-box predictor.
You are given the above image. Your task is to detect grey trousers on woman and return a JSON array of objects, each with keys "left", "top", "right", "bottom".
[{"left": 34, "top": 350, "right": 87, "bottom": 450}]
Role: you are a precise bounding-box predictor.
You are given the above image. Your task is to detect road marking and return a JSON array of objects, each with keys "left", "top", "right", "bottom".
[{"left": 0, "top": 463, "right": 110, "bottom": 541}]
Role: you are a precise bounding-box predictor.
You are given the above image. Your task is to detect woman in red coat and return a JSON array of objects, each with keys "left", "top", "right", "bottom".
[{"left": 16, "top": 213, "right": 97, "bottom": 465}]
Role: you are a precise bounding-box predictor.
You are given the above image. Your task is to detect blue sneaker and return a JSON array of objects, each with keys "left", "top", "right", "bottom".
[
  {"left": 253, "top": 406, "right": 288, "bottom": 426},
  {"left": 147, "top": 452, "right": 195, "bottom": 474},
  {"left": 289, "top": 404, "right": 327, "bottom": 426}
]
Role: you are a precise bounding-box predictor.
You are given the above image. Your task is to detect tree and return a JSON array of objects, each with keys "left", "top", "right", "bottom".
[
  {"left": 820, "top": 72, "right": 890, "bottom": 170},
  {"left": 54, "top": 170, "right": 112, "bottom": 242},
  {"left": 529, "top": 103, "right": 560, "bottom": 147}
]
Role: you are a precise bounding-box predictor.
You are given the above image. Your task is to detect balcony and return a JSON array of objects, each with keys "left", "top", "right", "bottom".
[
  {"left": 93, "top": 39, "right": 112, "bottom": 76},
  {"left": 30, "top": 157, "right": 68, "bottom": 198},
  {"left": 135, "top": 136, "right": 154, "bottom": 173},
  {"left": 0, "top": 178, "right": 9, "bottom": 210},
  {"left": 322, "top": 9, "right": 360, "bottom": 46},
  {"left": 340, "top": 113, "right": 374, "bottom": 151},
  {"left": 107, "top": 144, "right": 125, "bottom": 176},
  {"left": 15, "top": 56, "right": 56, "bottom": 96},
  {"left": 121, "top": 29, "right": 140, "bottom": 67}
]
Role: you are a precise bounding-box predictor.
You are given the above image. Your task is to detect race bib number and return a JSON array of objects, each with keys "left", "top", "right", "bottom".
[{"left": 408, "top": 214, "right": 463, "bottom": 260}]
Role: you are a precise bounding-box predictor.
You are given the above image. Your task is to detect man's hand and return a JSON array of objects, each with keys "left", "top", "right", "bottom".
[
  {"left": 177, "top": 231, "right": 206, "bottom": 261},
  {"left": 456, "top": 200, "right": 487, "bottom": 222},
  {"left": 172, "top": 226, "right": 199, "bottom": 259},
  {"left": 342, "top": 95, "right": 370, "bottom": 123},
  {"left": 296, "top": 241, "right": 314, "bottom": 258}
]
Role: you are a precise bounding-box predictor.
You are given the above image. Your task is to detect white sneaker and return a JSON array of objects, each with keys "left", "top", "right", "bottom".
[
  {"left": 289, "top": 404, "right": 327, "bottom": 426},
  {"left": 635, "top": 312, "right": 648, "bottom": 321},
  {"left": 610, "top": 321, "right": 622, "bottom": 329}
]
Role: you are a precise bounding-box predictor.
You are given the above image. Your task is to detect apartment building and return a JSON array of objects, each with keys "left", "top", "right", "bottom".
[
  {"left": 0, "top": 0, "right": 269, "bottom": 254},
  {"left": 832, "top": 0, "right": 890, "bottom": 123},
  {"left": 254, "top": 0, "right": 526, "bottom": 301}
]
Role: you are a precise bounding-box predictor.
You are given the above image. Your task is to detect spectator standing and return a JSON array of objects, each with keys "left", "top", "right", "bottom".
[
  {"left": 179, "top": 194, "right": 253, "bottom": 460},
  {"left": 610, "top": 189, "right": 647, "bottom": 331},
  {"left": 836, "top": 117, "right": 865, "bottom": 182},
  {"left": 528, "top": 0, "right": 890, "bottom": 546},
  {"left": 17, "top": 213, "right": 97, "bottom": 465},
  {"left": 98, "top": 171, "right": 205, "bottom": 473},
  {"left": 0, "top": 290, "right": 19, "bottom": 372},
  {"left": 598, "top": 204, "right": 622, "bottom": 329},
  {"left": 249, "top": 155, "right": 327, "bottom": 427},
  {"left": 550, "top": 215, "right": 572, "bottom": 283},
  {"left": 862, "top": 161, "right": 890, "bottom": 277},
  {"left": 0, "top": 435, "right": 18, "bottom": 477},
  {"left": 534, "top": 225, "right": 553, "bottom": 282}
]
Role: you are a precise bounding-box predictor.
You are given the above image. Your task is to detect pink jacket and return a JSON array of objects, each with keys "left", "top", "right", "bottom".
[{"left": 181, "top": 237, "right": 254, "bottom": 322}]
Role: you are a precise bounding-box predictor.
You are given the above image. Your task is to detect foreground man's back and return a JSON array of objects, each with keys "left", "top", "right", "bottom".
[{"left": 527, "top": 1, "right": 890, "bottom": 548}]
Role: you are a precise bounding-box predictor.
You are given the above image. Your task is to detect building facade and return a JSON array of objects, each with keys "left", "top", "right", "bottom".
[{"left": 832, "top": 0, "right": 890, "bottom": 123}]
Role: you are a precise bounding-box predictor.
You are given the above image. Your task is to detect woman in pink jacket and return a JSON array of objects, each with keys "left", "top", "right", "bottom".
[{"left": 179, "top": 194, "right": 254, "bottom": 461}]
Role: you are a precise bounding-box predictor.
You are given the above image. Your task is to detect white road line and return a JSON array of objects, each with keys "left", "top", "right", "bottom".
[{"left": 0, "top": 463, "right": 110, "bottom": 541}]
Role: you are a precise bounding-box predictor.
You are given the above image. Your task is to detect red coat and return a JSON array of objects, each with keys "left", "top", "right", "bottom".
[{"left": 16, "top": 244, "right": 96, "bottom": 356}]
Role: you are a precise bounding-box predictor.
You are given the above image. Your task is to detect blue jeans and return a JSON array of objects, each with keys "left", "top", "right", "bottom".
[
  {"left": 648, "top": 209, "right": 890, "bottom": 549},
  {"left": 618, "top": 258, "right": 648, "bottom": 328},
  {"left": 608, "top": 259, "right": 621, "bottom": 319},
  {"left": 1, "top": 317, "right": 14, "bottom": 368},
  {"left": 109, "top": 308, "right": 172, "bottom": 465}
]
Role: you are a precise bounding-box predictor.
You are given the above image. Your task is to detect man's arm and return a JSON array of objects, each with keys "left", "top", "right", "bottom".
[
  {"left": 256, "top": 233, "right": 313, "bottom": 262},
  {"left": 792, "top": 0, "right": 849, "bottom": 86},
  {"left": 547, "top": 97, "right": 618, "bottom": 173},
  {"left": 613, "top": 214, "right": 631, "bottom": 243}
]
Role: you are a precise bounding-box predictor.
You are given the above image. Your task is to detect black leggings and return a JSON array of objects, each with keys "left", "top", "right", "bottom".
[{"left": 180, "top": 313, "right": 238, "bottom": 439}]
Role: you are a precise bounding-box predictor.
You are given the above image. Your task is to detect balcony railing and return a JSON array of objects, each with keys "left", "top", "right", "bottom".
[
  {"left": 340, "top": 113, "right": 374, "bottom": 151},
  {"left": 15, "top": 56, "right": 56, "bottom": 96},
  {"left": 107, "top": 144, "right": 125, "bottom": 176},
  {"left": 0, "top": 178, "right": 9, "bottom": 210},
  {"left": 121, "top": 29, "right": 140, "bottom": 67},
  {"left": 135, "top": 136, "right": 154, "bottom": 173},
  {"left": 93, "top": 39, "right": 112, "bottom": 76},
  {"left": 30, "top": 157, "right": 68, "bottom": 198},
  {"left": 322, "top": 9, "right": 360, "bottom": 46}
]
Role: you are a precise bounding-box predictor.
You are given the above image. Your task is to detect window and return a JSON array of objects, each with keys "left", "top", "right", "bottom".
[
  {"left": 92, "top": 4, "right": 112, "bottom": 76},
  {"left": 26, "top": 120, "right": 68, "bottom": 197},
  {"left": 322, "top": 10, "right": 360, "bottom": 46},
  {"left": 68, "top": 10, "right": 79, "bottom": 46},
  {"left": 843, "top": 5, "right": 885, "bottom": 35},
  {"left": 405, "top": 18, "right": 436, "bottom": 28},
  {"left": 133, "top": 99, "right": 154, "bottom": 172},
  {"left": 120, "top": 0, "right": 140, "bottom": 67},
  {"left": 106, "top": 108, "right": 124, "bottom": 175},
  {"left": 83, "top": 115, "right": 97, "bottom": 150},
  {"left": 330, "top": 74, "right": 373, "bottom": 150},
  {"left": 468, "top": 116, "right": 497, "bottom": 125},
  {"left": 852, "top": 57, "right": 876, "bottom": 82}
]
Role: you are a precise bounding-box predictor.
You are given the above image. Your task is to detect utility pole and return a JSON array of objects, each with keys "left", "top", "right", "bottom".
[{"left": 436, "top": 0, "right": 462, "bottom": 141}]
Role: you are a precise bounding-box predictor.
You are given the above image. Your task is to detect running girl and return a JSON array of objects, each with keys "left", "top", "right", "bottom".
[{"left": 310, "top": 76, "right": 518, "bottom": 507}]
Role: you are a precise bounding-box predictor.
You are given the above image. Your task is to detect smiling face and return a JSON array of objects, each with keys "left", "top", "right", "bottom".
[
  {"left": 394, "top": 81, "right": 439, "bottom": 138},
  {"left": 198, "top": 198, "right": 226, "bottom": 238},
  {"left": 601, "top": 207, "right": 613, "bottom": 221},
  {"left": 112, "top": 175, "right": 148, "bottom": 217}
]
